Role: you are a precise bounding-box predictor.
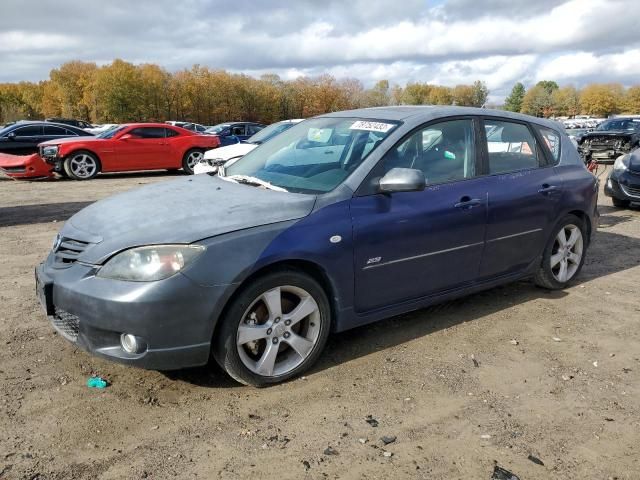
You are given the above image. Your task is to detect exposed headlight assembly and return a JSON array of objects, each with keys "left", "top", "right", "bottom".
[
  {"left": 97, "top": 245, "right": 205, "bottom": 281},
  {"left": 42, "top": 145, "right": 59, "bottom": 156},
  {"left": 613, "top": 154, "right": 630, "bottom": 174}
]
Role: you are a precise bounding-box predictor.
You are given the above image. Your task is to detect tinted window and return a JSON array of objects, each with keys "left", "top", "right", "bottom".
[
  {"left": 248, "top": 121, "right": 296, "bottom": 144},
  {"left": 596, "top": 119, "right": 640, "bottom": 132},
  {"left": 44, "top": 125, "right": 74, "bottom": 136},
  {"left": 380, "top": 119, "right": 476, "bottom": 185},
  {"left": 536, "top": 126, "right": 561, "bottom": 163},
  {"left": 165, "top": 128, "right": 179, "bottom": 138},
  {"left": 484, "top": 120, "right": 539, "bottom": 174},
  {"left": 231, "top": 125, "right": 246, "bottom": 136},
  {"left": 130, "top": 127, "right": 165, "bottom": 139},
  {"left": 14, "top": 125, "right": 43, "bottom": 137}
]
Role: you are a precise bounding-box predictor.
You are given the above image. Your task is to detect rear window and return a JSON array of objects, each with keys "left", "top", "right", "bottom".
[
  {"left": 536, "top": 126, "right": 561, "bottom": 164},
  {"left": 484, "top": 120, "right": 540, "bottom": 174}
]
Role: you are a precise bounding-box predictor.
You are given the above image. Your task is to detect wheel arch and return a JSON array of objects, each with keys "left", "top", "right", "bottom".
[
  {"left": 64, "top": 148, "right": 102, "bottom": 165},
  {"left": 211, "top": 258, "right": 339, "bottom": 344},
  {"left": 566, "top": 209, "right": 592, "bottom": 246}
]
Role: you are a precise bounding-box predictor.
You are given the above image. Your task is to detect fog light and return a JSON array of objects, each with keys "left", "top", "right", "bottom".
[{"left": 120, "top": 333, "right": 142, "bottom": 354}]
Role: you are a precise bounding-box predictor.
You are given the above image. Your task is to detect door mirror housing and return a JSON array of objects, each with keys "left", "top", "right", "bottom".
[
  {"left": 7, "top": 132, "right": 16, "bottom": 140},
  {"left": 120, "top": 133, "right": 135, "bottom": 140},
  {"left": 378, "top": 168, "right": 426, "bottom": 193}
]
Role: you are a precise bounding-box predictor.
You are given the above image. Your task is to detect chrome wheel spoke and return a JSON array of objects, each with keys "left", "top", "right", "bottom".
[
  {"left": 255, "top": 341, "right": 279, "bottom": 376},
  {"left": 566, "top": 228, "right": 579, "bottom": 248},
  {"left": 556, "top": 229, "right": 568, "bottom": 247},
  {"left": 237, "top": 324, "right": 270, "bottom": 345},
  {"left": 550, "top": 251, "right": 563, "bottom": 268},
  {"left": 261, "top": 287, "right": 282, "bottom": 319},
  {"left": 285, "top": 295, "right": 318, "bottom": 326},
  {"left": 285, "top": 332, "right": 314, "bottom": 358},
  {"left": 567, "top": 252, "right": 581, "bottom": 264},
  {"left": 557, "top": 258, "right": 568, "bottom": 282}
]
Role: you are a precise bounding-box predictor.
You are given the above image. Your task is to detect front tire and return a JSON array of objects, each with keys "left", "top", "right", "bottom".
[
  {"left": 534, "top": 214, "right": 587, "bottom": 290},
  {"left": 213, "top": 270, "right": 331, "bottom": 387},
  {"left": 612, "top": 197, "right": 630, "bottom": 208},
  {"left": 64, "top": 151, "right": 101, "bottom": 180},
  {"left": 182, "top": 149, "right": 204, "bottom": 175}
]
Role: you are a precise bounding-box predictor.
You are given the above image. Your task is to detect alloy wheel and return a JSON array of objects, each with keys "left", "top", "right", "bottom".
[
  {"left": 236, "top": 285, "right": 321, "bottom": 377},
  {"left": 186, "top": 151, "right": 204, "bottom": 169},
  {"left": 550, "top": 224, "right": 583, "bottom": 283},
  {"left": 69, "top": 154, "right": 97, "bottom": 179}
]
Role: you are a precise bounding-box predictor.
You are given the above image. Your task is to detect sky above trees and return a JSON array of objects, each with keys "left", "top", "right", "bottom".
[{"left": 1, "top": 0, "right": 639, "bottom": 102}]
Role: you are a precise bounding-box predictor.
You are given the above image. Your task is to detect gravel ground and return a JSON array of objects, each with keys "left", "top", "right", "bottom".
[{"left": 1, "top": 170, "right": 639, "bottom": 480}]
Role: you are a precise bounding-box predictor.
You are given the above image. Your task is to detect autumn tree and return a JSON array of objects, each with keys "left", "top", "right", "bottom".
[
  {"left": 552, "top": 86, "right": 580, "bottom": 117},
  {"left": 580, "top": 83, "right": 624, "bottom": 117}
]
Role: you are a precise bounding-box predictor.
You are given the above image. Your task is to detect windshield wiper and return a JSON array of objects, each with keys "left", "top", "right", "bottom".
[{"left": 222, "top": 174, "right": 288, "bottom": 192}]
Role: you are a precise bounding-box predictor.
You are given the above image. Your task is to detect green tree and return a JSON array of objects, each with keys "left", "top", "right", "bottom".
[
  {"left": 504, "top": 82, "right": 526, "bottom": 112},
  {"left": 471, "top": 80, "right": 489, "bottom": 107}
]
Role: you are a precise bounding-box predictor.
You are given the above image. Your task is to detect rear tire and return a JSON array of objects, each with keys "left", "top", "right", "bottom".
[
  {"left": 182, "top": 149, "right": 204, "bottom": 175},
  {"left": 612, "top": 197, "right": 630, "bottom": 208},
  {"left": 213, "top": 269, "right": 331, "bottom": 387},
  {"left": 534, "top": 214, "right": 587, "bottom": 290},
  {"left": 64, "top": 151, "right": 101, "bottom": 180}
]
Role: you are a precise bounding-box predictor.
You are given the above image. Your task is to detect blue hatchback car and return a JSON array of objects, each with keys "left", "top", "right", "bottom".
[{"left": 36, "top": 107, "right": 598, "bottom": 386}]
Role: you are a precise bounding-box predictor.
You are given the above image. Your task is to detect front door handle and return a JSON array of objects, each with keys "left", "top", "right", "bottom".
[
  {"left": 454, "top": 196, "right": 482, "bottom": 209},
  {"left": 538, "top": 184, "right": 559, "bottom": 194}
]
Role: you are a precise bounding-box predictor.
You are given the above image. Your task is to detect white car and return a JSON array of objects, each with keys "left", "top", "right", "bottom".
[
  {"left": 84, "top": 124, "right": 119, "bottom": 135},
  {"left": 194, "top": 119, "right": 303, "bottom": 174}
]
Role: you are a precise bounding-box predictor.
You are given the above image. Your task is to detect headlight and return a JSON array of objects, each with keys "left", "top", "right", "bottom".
[
  {"left": 41, "top": 145, "right": 59, "bottom": 156},
  {"left": 613, "top": 154, "right": 630, "bottom": 174},
  {"left": 97, "top": 245, "right": 205, "bottom": 282}
]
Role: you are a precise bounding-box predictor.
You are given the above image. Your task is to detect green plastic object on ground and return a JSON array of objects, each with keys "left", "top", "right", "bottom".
[{"left": 86, "top": 376, "right": 108, "bottom": 389}]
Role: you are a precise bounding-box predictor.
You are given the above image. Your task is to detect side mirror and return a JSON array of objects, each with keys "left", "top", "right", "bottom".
[
  {"left": 7, "top": 132, "right": 16, "bottom": 140},
  {"left": 120, "top": 133, "right": 134, "bottom": 140},
  {"left": 379, "top": 168, "right": 426, "bottom": 193}
]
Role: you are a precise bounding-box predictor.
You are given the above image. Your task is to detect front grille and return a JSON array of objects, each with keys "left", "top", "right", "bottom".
[
  {"left": 51, "top": 307, "right": 79, "bottom": 341},
  {"left": 54, "top": 237, "right": 89, "bottom": 267},
  {"left": 621, "top": 184, "right": 640, "bottom": 199}
]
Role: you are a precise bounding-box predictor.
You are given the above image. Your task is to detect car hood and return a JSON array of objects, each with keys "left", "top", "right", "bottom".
[
  {"left": 40, "top": 136, "right": 98, "bottom": 146},
  {"left": 583, "top": 130, "right": 637, "bottom": 138},
  {"left": 203, "top": 142, "right": 256, "bottom": 160},
  {"left": 62, "top": 174, "right": 316, "bottom": 264}
]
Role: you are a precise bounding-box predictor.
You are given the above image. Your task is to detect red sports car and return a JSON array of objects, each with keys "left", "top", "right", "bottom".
[{"left": 39, "top": 123, "right": 220, "bottom": 180}]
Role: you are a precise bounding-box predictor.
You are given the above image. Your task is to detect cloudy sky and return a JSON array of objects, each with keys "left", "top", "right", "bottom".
[{"left": 1, "top": 0, "right": 639, "bottom": 101}]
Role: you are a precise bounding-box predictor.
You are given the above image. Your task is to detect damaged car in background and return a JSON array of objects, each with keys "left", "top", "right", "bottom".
[
  {"left": 36, "top": 106, "right": 598, "bottom": 386},
  {"left": 604, "top": 150, "right": 640, "bottom": 208},
  {"left": 578, "top": 117, "right": 640, "bottom": 164}
]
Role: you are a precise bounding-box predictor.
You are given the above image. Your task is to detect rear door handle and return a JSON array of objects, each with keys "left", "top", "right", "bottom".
[
  {"left": 538, "top": 184, "right": 559, "bottom": 194},
  {"left": 454, "top": 197, "right": 482, "bottom": 209}
]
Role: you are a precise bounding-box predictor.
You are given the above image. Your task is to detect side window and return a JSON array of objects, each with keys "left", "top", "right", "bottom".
[
  {"left": 248, "top": 124, "right": 263, "bottom": 135},
  {"left": 165, "top": 128, "right": 179, "bottom": 138},
  {"left": 381, "top": 119, "right": 477, "bottom": 185},
  {"left": 14, "top": 125, "right": 43, "bottom": 137},
  {"left": 536, "top": 126, "right": 561, "bottom": 164},
  {"left": 484, "top": 120, "right": 540, "bottom": 174},
  {"left": 44, "top": 125, "right": 72, "bottom": 136},
  {"left": 231, "top": 125, "right": 246, "bottom": 136},
  {"left": 65, "top": 128, "right": 80, "bottom": 136},
  {"left": 130, "top": 127, "right": 165, "bottom": 139}
]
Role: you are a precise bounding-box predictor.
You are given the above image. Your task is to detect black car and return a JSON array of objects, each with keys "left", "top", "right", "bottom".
[
  {"left": 578, "top": 117, "right": 640, "bottom": 164},
  {"left": 204, "top": 122, "right": 265, "bottom": 146},
  {"left": 605, "top": 150, "right": 640, "bottom": 208},
  {"left": 0, "top": 122, "right": 94, "bottom": 156},
  {"left": 45, "top": 118, "right": 94, "bottom": 129}
]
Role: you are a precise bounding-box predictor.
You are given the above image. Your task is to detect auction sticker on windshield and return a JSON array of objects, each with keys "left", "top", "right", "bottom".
[{"left": 349, "top": 120, "right": 394, "bottom": 133}]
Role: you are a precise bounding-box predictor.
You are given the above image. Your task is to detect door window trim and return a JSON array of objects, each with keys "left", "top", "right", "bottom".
[
  {"left": 355, "top": 115, "right": 483, "bottom": 196},
  {"left": 478, "top": 117, "right": 554, "bottom": 176}
]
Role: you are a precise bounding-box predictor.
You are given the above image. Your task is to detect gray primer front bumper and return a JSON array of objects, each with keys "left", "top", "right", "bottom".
[{"left": 38, "top": 252, "right": 232, "bottom": 370}]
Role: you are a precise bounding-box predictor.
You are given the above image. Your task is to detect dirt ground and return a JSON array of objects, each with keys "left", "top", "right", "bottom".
[{"left": 1, "top": 169, "right": 639, "bottom": 480}]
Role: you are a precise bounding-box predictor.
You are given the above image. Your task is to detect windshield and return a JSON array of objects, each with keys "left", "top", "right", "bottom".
[
  {"left": 247, "top": 121, "right": 299, "bottom": 144},
  {"left": 225, "top": 117, "right": 398, "bottom": 194},
  {"left": 205, "top": 124, "right": 230, "bottom": 134},
  {"left": 97, "top": 125, "right": 126, "bottom": 139},
  {"left": 596, "top": 119, "right": 640, "bottom": 132}
]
